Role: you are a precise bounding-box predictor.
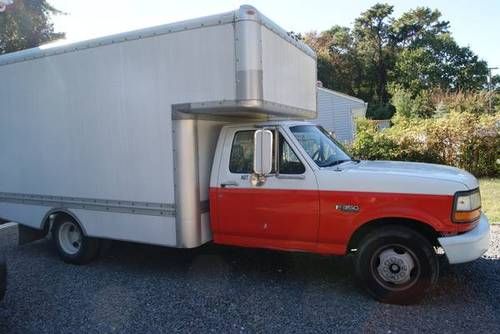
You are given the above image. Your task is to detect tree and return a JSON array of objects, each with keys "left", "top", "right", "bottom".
[
  {"left": 304, "top": 3, "right": 491, "bottom": 119},
  {"left": 0, "top": 0, "right": 64, "bottom": 55},
  {"left": 353, "top": 3, "right": 395, "bottom": 105},
  {"left": 303, "top": 27, "right": 364, "bottom": 97},
  {"left": 390, "top": 8, "right": 488, "bottom": 96},
  {"left": 390, "top": 7, "right": 449, "bottom": 48},
  {"left": 393, "top": 37, "right": 488, "bottom": 95},
  {"left": 492, "top": 75, "right": 500, "bottom": 92}
]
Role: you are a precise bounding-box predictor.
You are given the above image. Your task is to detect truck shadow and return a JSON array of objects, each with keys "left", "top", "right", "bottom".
[
  {"left": 95, "top": 238, "right": 500, "bottom": 306},
  {"left": 103, "top": 239, "right": 355, "bottom": 280}
]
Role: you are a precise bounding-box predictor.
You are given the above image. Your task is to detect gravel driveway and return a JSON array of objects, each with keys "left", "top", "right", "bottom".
[{"left": 0, "top": 224, "right": 499, "bottom": 333}]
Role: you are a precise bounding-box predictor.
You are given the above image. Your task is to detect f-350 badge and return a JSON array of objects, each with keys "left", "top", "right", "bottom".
[{"left": 335, "top": 204, "right": 360, "bottom": 213}]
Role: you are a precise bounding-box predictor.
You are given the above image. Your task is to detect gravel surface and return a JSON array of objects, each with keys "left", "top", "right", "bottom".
[{"left": 0, "top": 224, "right": 499, "bottom": 333}]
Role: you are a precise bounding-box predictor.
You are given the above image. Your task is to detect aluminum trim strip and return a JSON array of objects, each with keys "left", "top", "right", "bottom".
[
  {"left": 0, "top": 192, "right": 174, "bottom": 216},
  {"left": 0, "top": 192, "right": 180, "bottom": 217}
]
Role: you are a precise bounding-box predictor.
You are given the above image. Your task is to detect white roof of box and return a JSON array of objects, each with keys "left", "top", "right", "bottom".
[{"left": 0, "top": 5, "right": 314, "bottom": 67}]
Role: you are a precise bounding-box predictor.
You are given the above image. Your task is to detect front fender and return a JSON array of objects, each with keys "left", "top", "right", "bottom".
[
  {"left": 318, "top": 190, "right": 455, "bottom": 249},
  {"left": 352, "top": 206, "right": 446, "bottom": 233}
]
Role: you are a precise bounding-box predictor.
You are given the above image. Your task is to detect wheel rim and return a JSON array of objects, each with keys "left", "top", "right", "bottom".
[
  {"left": 58, "top": 221, "right": 82, "bottom": 255},
  {"left": 370, "top": 244, "right": 420, "bottom": 291}
]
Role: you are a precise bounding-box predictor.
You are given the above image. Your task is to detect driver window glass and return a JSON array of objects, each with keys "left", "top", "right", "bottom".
[
  {"left": 229, "top": 130, "right": 305, "bottom": 175},
  {"left": 229, "top": 131, "right": 255, "bottom": 174}
]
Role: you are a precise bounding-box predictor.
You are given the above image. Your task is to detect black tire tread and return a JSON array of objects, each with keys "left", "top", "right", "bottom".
[{"left": 354, "top": 225, "right": 439, "bottom": 304}]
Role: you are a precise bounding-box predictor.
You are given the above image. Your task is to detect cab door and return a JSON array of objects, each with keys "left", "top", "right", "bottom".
[{"left": 212, "top": 127, "right": 320, "bottom": 251}]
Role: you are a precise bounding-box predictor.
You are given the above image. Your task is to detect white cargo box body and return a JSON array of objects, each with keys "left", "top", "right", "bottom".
[{"left": 0, "top": 6, "right": 317, "bottom": 248}]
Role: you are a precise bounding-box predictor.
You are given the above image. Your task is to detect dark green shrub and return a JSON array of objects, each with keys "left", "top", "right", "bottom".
[
  {"left": 365, "top": 103, "right": 396, "bottom": 120},
  {"left": 351, "top": 112, "right": 500, "bottom": 177}
]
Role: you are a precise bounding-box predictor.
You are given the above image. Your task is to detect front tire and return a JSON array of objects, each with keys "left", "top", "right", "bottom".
[
  {"left": 52, "top": 217, "right": 100, "bottom": 265},
  {"left": 354, "top": 226, "right": 439, "bottom": 304}
]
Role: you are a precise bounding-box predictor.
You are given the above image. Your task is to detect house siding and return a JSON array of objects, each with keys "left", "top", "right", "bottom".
[{"left": 315, "top": 87, "right": 366, "bottom": 143}]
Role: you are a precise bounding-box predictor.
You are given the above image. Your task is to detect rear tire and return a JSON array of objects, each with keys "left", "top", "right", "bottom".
[
  {"left": 354, "top": 226, "right": 439, "bottom": 305},
  {"left": 52, "top": 217, "right": 100, "bottom": 265}
]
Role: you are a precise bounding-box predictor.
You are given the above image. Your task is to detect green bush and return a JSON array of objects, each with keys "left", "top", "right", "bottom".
[
  {"left": 350, "top": 119, "right": 398, "bottom": 160},
  {"left": 365, "top": 103, "right": 396, "bottom": 120},
  {"left": 390, "top": 86, "right": 434, "bottom": 118},
  {"left": 351, "top": 112, "right": 500, "bottom": 177},
  {"left": 390, "top": 87, "right": 499, "bottom": 119},
  {"left": 352, "top": 88, "right": 500, "bottom": 177}
]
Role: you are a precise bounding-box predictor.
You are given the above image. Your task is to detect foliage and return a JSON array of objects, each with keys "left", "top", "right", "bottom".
[
  {"left": 0, "top": 0, "right": 64, "bottom": 55},
  {"left": 430, "top": 89, "right": 498, "bottom": 115},
  {"left": 365, "top": 103, "right": 395, "bottom": 120},
  {"left": 390, "top": 86, "right": 434, "bottom": 118},
  {"left": 350, "top": 118, "right": 399, "bottom": 160},
  {"left": 390, "top": 87, "right": 499, "bottom": 119},
  {"left": 392, "top": 34, "right": 489, "bottom": 96},
  {"left": 352, "top": 3, "right": 395, "bottom": 105},
  {"left": 492, "top": 74, "right": 500, "bottom": 91},
  {"left": 304, "top": 26, "right": 363, "bottom": 98},
  {"left": 303, "top": 3, "right": 491, "bottom": 117},
  {"left": 351, "top": 111, "right": 500, "bottom": 177}
]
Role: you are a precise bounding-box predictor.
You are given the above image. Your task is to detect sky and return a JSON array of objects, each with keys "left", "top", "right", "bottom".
[{"left": 48, "top": 0, "right": 499, "bottom": 73}]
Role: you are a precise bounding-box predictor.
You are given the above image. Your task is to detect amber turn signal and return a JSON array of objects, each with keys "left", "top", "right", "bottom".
[{"left": 453, "top": 208, "right": 481, "bottom": 223}]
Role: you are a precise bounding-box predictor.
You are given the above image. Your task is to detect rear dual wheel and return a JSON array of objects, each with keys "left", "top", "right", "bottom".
[
  {"left": 354, "top": 226, "right": 439, "bottom": 305},
  {"left": 52, "top": 217, "right": 100, "bottom": 265}
]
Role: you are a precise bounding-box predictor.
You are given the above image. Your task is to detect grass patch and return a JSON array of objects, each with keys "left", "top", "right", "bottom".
[{"left": 480, "top": 178, "right": 500, "bottom": 223}]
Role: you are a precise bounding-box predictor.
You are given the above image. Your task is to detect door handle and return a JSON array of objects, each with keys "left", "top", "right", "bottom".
[{"left": 221, "top": 181, "right": 239, "bottom": 188}]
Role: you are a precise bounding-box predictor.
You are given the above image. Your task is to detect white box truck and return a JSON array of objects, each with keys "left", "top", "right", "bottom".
[{"left": 0, "top": 6, "right": 489, "bottom": 304}]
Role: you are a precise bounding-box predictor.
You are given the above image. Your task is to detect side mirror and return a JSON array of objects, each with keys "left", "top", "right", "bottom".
[{"left": 253, "top": 129, "right": 273, "bottom": 176}]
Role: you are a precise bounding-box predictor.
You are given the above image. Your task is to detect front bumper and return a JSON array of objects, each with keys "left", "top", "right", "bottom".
[{"left": 438, "top": 213, "right": 490, "bottom": 264}]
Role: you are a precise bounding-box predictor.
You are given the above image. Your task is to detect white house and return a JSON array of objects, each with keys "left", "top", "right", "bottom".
[{"left": 315, "top": 85, "right": 367, "bottom": 143}]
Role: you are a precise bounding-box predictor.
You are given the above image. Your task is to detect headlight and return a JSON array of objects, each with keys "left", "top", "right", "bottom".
[{"left": 452, "top": 189, "right": 481, "bottom": 223}]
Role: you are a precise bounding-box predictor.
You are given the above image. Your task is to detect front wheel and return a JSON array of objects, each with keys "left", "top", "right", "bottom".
[
  {"left": 354, "top": 226, "right": 439, "bottom": 304},
  {"left": 52, "top": 217, "right": 100, "bottom": 265}
]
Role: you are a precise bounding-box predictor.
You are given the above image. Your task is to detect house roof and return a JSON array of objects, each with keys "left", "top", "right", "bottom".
[{"left": 317, "top": 86, "right": 367, "bottom": 105}]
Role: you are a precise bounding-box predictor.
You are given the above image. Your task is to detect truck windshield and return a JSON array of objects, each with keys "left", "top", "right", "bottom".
[{"left": 289, "top": 125, "right": 352, "bottom": 168}]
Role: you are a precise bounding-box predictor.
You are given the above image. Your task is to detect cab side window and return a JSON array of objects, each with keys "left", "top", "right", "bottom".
[
  {"left": 229, "top": 130, "right": 305, "bottom": 174},
  {"left": 229, "top": 131, "right": 255, "bottom": 174}
]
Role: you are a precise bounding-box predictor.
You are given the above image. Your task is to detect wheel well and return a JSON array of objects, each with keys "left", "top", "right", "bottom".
[
  {"left": 347, "top": 218, "right": 440, "bottom": 252},
  {"left": 41, "top": 210, "right": 83, "bottom": 236}
]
